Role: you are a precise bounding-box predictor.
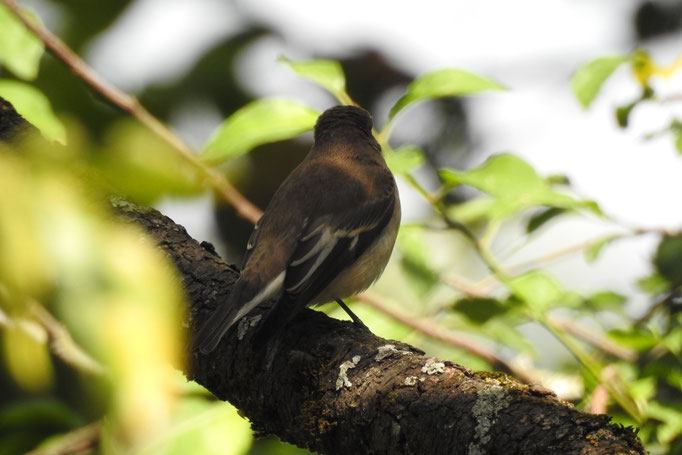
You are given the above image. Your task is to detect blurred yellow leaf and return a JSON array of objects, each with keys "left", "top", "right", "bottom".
[
  {"left": 0, "top": 145, "right": 187, "bottom": 451},
  {"left": 632, "top": 50, "right": 682, "bottom": 87},
  {"left": 2, "top": 318, "right": 53, "bottom": 392},
  {"left": 632, "top": 49, "right": 655, "bottom": 87},
  {"left": 99, "top": 119, "right": 204, "bottom": 204}
]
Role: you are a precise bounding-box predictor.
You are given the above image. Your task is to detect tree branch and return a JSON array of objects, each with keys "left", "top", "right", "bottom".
[
  {"left": 115, "top": 202, "right": 646, "bottom": 455},
  {"left": 0, "top": 95, "right": 646, "bottom": 454},
  {"left": 355, "top": 291, "right": 537, "bottom": 384}
]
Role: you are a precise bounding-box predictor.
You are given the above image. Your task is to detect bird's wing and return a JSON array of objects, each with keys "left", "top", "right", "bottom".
[
  {"left": 283, "top": 181, "right": 396, "bottom": 304},
  {"left": 242, "top": 213, "right": 264, "bottom": 267}
]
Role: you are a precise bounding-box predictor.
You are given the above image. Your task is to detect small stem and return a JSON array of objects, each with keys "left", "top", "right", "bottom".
[
  {"left": 377, "top": 117, "right": 396, "bottom": 145},
  {"left": 479, "top": 220, "right": 501, "bottom": 252},
  {"left": 403, "top": 173, "right": 437, "bottom": 205},
  {"left": 634, "top": 277, "right": 682, "bottom": 326},
  {"left": 549, "top": 316, "right": 637, "bottom": 362},
  {"left": 1, "top": 0, "right": 262, "bottom": 224},
  {"left": 0, "top": 300, "right": 105, "bottom": 376},
  {"left": 439, "top": 273, "right": 490, "bottom": 299},
  {"left": 335, "top": 91, "right": 355, "bottom": 106},
  {"left": 24, "top": 421, "right": 100, "bottom": 455},
  {"left": 29, "top": 300, "right": 106, "bottom": 376},
  {"left": 474, "top": 233, "right": 626, "bottom": 291},
  {"left": 543, "top": 317, "right": 643, "bottom": 423}
]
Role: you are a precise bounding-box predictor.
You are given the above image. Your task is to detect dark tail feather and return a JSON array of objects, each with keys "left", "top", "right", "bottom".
[
  {"left": 193, "top": 281, "right": 252, "bottom": 353},
  {"left": 193, "top": 298, "right": 241, "bottom": 354},
  {"left": 251, "top": 293, "right": 299, "bottom": 349}
]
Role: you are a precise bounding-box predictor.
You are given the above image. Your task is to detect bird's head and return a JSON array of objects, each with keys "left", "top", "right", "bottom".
[{"left": 313, "top": 105, "right": 375, "bottom": 145}]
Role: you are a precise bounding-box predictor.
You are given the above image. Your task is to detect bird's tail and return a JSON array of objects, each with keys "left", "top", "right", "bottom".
[
  {"left": 193, "top": 272, "right": 285, "bottom": 354},
  {"left": 193, "top": 295, "right": 242, "bottom": 354}
]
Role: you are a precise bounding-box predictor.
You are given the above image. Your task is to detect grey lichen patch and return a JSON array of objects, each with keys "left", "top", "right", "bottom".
[
  {"left": 421, "top": 358, "right": 445, "bottom": 375},
  {"left": 109, "top": 195, "right": 135, "bottom": 209},
  {"left": 375, "top": 344, "right": 413, "bottom": 361},
  {"left": 336, "top": 355, "right": 361, "bottom": 390},
  {"left": 404, "top": 376, "right": 419, "bottom": 386},
  {"left": 237, "top": 314, "right": 262, "bottom": 340},
  {"left": 468, "top": 384, "right": 513, "bottom": 455}
]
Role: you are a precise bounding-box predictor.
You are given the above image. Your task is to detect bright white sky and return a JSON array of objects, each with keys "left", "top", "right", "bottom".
[{"left": 83, "top": 0, "right": 682, "bottom": 313}]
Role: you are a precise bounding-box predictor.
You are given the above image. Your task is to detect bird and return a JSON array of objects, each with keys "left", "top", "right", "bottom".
[{"left": 194, "top": 104, "right": 401, "bottom": 354}]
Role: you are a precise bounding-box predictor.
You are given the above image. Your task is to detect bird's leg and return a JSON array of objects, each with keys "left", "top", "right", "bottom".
[{"left": 335, "top": 298, "right": 369, "bottom": 330}]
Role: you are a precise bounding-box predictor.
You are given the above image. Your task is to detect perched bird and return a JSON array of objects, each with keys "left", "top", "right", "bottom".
[{"left": 194, "top": 105, "right": 401, "bottom": 354}]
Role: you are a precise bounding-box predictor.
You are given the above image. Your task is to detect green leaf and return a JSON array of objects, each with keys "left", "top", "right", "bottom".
[
  {"left": 646, "top": 401, "right": 682, "bottom": 444},
  {"left": 279, "top": 57, "right": 349, "bottom": 103},
  {"left": 397, "top": 225, "right": 438, "bottom": 296},
  {"left": 99, "top": 119, "right": 204, "bottom": 204},
  {"left": 509, "top": 270, "right": 564, "bottom": 314},
  {"left": 0, "top": 5, "right": 44, "bottom": 80},
  {"left": 452, "top": 297, "right": 509, "bottom": 324},
  {"left": 138, "top": 398, "right": 253, "bottom": 455},
  {"left": 483, "top": 319, "right": 536, "bottom": 354},
  {"left": 526, "top": 207, "right": 566, "bottom": 234},
  {"left": 675, "top": 128, "right": 682, "bottom": 155},
  {"left": 384, "top": 144, "right": 425, "bottom": 175},
  {"left": 627, "top": 376, "right": 657, "bottom": 402},
  {"left": 444, "top": 197, "right": 496, "bottom": 224},
  {"left": 0, "top": 80, "right": 66, "bottom": 143},
  {"left": 440, "top": 153, "right": 549, "bottom": 197},
  {"left": 201, "top": 98, "right": 319, "bottom": 163},
  {"left": 637, "top": 273, "right": 669, "bottom": 295},
  {"left": 616, "top": 100, "right": 637, "bottom": 128},
  {"left": 644, "top": 356, "right": 682, "bottom": 391},
  {"left": 654, "top": 234, "right": 682, "bottom": 284},
  {"left": 663, "top": 329, "right": 682, "bottom": 355},
  {"left": 389, "top": 68, "right": 506, "bottom": 119},
  {"left": 0, "top": 398, "right": 82, "bottom": 429},
  {"left": 0, "top": 398, "right": 84, "bottom": 455},
  {"left": 584, "top": 291, "right": 626, "bottom": 311},
  {"left": 584, "top": 234, "right": 621, "bottom": 263},
  {"left": 546, "top": 174, "right": 570, "bottom": 186},
  {"left": 571, "top": 55, "right": 628, "bottom": 109},
  {"left": 608, "top": 328, "right": 659, "bottom": 351},
  {"left": 439, "top": 154, "right": 596, "bottom": 222}
]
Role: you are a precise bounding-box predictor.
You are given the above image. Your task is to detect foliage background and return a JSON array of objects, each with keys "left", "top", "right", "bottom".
[{"left": 1, "top": 1, "right": 681, "bottom": 454}]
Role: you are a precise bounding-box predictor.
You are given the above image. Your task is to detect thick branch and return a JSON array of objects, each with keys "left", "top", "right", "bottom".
[
  {"left": 0, "top": 95, "right": 646, "bottom": 454},
  {"left": 116, "top": 203, "right": 646, "bottom": 455}
]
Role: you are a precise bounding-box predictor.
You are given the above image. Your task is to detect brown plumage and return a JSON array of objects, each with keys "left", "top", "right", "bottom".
[{"left": 194, "top": 105, "right": 400, "bottom": 354}]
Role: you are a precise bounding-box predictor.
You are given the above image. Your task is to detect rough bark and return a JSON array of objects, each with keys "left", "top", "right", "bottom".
[
  {"left": 117, "top": 202, "right": 646, "bottom": 455},
  {"left": 1, "top": 96, "right": 647, "bottom": 454}
]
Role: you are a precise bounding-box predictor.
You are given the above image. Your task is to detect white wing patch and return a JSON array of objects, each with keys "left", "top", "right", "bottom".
[
  {"left": 291, "top": 229, "right": 333, "bottom": 266},
  {"left": 287, "top": 230, "right": 338, "bottom": 293},
  {"left": 231, "top": 271, "right": 285, "bottom": 324}
]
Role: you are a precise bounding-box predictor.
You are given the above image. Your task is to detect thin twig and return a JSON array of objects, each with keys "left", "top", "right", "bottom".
[
  {"left": 549, "top": 316, "right": 637, "bottom": 362},
  {"left": 589, "top": 384, "right": 609, "bottom": 415},
  {"left": 440, "top": 275, "right": 639, "bottom": 361},
  {"left": 0, "top": 281, "right": 104, "bottom": 376},
  {"left": 635, "top": 279, "right": 682, "bottom": 326},
  {"left": 442, "top": 272, "right": 639, "bottom": 363},
  {"left": 28, "top": 300, "right": 106, "bottom": 376},
  {"left": 471, "top": 234, "right": 622, "bottom": 292},
  {"left": 439, "top": 273, "right": 490, "bottom": 299},
  {"left": 542, "top": 317, "right": 643, "bottom": 423},
  {"left": 356, "top": 291, "right": 537, "bottom": 384},
  {"left": 1, "top": 0, "right": 262, "bottom": 224}
]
